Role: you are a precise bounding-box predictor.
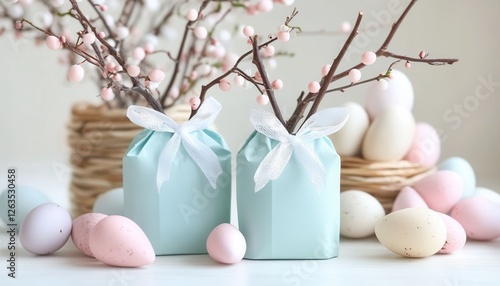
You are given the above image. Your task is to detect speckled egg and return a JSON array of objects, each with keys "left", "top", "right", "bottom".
[
  {"left": 340, "top": 190, "right": 386, "bottom": 238},
  {"left": 392, "top": 186, "right": 428, "bottom": 212},
  {"left": 89, "top": 215, "right": 155, "bottom": 267},
  {"left": 450, "top": 197, "right": 500, "bottom": 241},
  {"left": 19, "top": 203, "right": 72, "bottom": 255},
  {"left": 413, "top": 170, "right": 463, "bottom": 213},
  {"left": 375, "top": 208, "right": 447, "bottom": 258},
  {"left": 329, "top": 102, "right": 370, "bottom": 157},
  {"left": 71, "top": 213, "right": 108, "bottom": 257},
  {"left": 437, "top": 213, "right": 466, "bottom": 254},
  {"left": 207, "top": 223, "right": 246, "bottom": 264},
  {"left": 439, "top": 157, "right": 476, "bottom": 198},
  {"left": 362, "top": 105, "right": 416, "bottom": 161},
  {"left": 403, "top": 122, "right": 441, "bottom": 167}
]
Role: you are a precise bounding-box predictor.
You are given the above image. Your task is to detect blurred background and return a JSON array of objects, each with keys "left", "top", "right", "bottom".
[{"left": 1, "top": 0, "right": 499, "bottom": 209}]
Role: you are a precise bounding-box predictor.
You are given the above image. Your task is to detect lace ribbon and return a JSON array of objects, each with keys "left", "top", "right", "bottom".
[
  {"left": 251, "top": 107, "right": 349, "bottom": 192},
  {"left": 127, "top": 97, "right": 223, "bottom": 191}
]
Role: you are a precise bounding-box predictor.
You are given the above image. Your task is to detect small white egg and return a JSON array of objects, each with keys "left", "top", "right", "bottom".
[{"left": 340, "top": 190, "right": 386, "bottom": 238}]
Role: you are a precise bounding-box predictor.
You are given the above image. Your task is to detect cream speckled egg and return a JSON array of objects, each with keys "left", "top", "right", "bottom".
[
  {"left": 362, "top": 105, "right": 415, "bottom": 161},
  {"left": 340, "top": 190, "right": 386, "bottom": 238},
  {"left": 329, "top": 102, "right": 370, "bottom": 157},
  {"left": 375, "top": 208, "right": 447, "bottom": 258}
]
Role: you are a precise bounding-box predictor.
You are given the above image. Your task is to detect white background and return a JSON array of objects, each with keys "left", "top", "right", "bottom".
[{"left": 1, "top": 0, "right": 500, "bottom": 205}]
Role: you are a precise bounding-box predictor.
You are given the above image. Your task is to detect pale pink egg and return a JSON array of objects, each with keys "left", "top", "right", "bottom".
[
  {"left": 71, "top": 213, "right": 107, "bottom": 257},
  {"left": 451, "top": 197, "right": 500, "bottom": 241},
  {"left": 413, "top": 170, "right": 463, "bottom": 213},
  {"left": 403, "top": 122, "right": 441, "bottom": 167},
  {"left": 89, "top": 215, "right": 155, "bottom": 267},
  {"left": 207, "top": 223, "right": 246, "bottom": 264},
  {"left": 437, "top": 213, "right": 466, "bottom": 254},
  {"left": 392, "top": 186, "right": 428, "bottom": 212}
]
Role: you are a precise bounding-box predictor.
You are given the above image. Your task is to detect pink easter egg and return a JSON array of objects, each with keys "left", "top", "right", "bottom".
[
  {"left": 450, "top": 197, "right": 500, "bottom": 241},
  {"left": 207, "top": 223, "right": 246, "bottom": 264},
  {"left": 403, "top": 122, "right": 441, "bottom": 167},
  {"left": 413, "top": 170, "right": 463, "bottom": 213},
  {"left": 71, "top": 213, "right": 107, "bottom": 257},
  {"left": 392, "top": 186, "right": 428, "bottom": 212},
  {"left": 437, "top": 213, "right": 466, "bottom": 254},
  {"left": 89, "top": 215, "right": 155, "bottom": 267}
]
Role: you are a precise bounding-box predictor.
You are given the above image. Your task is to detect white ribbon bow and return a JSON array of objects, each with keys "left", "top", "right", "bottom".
[
  {"left": 251, "top": 107, "right": 349, "bottom": 192},
  {"left": 127, "top": 97, "right": 223, "bottom": 191}
]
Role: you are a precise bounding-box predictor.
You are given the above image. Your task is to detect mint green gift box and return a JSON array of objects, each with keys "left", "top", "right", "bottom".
[
  {"left": 123, "top": 98, "right": 231, "bottom": 255},
  {"left": 236, "top": 107, "right": 348, "bottom": 260}
]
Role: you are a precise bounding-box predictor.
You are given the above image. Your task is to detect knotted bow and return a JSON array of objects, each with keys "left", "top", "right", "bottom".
[
  {"left": 251, "top": 107, "right": 349, "bottom": 192},
  {"left": 127, "top": 97, "right": 223, "bottom": 192}
]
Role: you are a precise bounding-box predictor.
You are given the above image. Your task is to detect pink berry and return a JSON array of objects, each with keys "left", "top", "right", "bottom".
[
  {"left": 254, "top": 71, "right": 262, "bottom": 82},
  {"left": 405, "top": 61, "right": 411, "bottom": 69},
  {"left": 98, "top": 31, "right": 105, "bottom": 38},
  {"left": 321, "top": 64, "right": 331, "bottom": 77},
  {"left": 189, "top": 97, "right": 201, "bottom": 110},
  {"left": 100, "top": 87, "right": 115, "bottom": 101},
  {"left": 308, "top": 81, "right": 321, "bottom": 93},
  {"left": 194, "top": 26, "right": 208, "bottom": 39},
  {"left": 233, "top": 75, "right": 245, "bottom": 87},
  {"left": 148, "top": 69, "right": 165, "bottom": 82},
  {"left": 82, "top": 33, "right": 96, "bottom": 45},
  {"left": 256, "top": 0, "right": 273, "bottom": 13},
  {"left": 105, "top": 62, "right": 116, "bottom": 72},
  {"left": 377, "top": 78, "right": 389, "bottom": 90},
  {"left": 46, "top": 35, "right": 62, "bottom": 50},
  {"left": 277, "top": 31, "right": 290, "bottom": 42},
  {"left": 419, "top": 50, "right": 426, "bottom": 59},
  {"left": 15, "top": 21, "right": 23, "bottom": 30},
  {"left": 361, "top": 51, "right": 376, "bottom": 65},
  {"left": 242, "top": 26, "right": 255, "bottom": 37},
  {"left": 99, "top": 5, "right": 108, "bottom": 12},
  {"left": 127, "top": 65, "right": 140, "bottom": 77},
  {"left": 271, "top": 79, "right": 283, "bottom": 90},
  {"left": 186, "top": 9, "right": 198, "bottom": 21},
  {"left": 219, "top": 79, "right": 231, "bottom": 91},
  {"left": 348, "top": 69, "right": 361, "bottom": 83},
  {"left": 256, "top": 94, "right": 269, "bottom": 105},
  {"left": 67, "top": 65, "right": 84, "bottom": 83},
  {"left": 262, "top": 45, "right": 275, "bottom": 57},
  {"left": 132, "top": 47, "right": 146, "bottom": 61}
]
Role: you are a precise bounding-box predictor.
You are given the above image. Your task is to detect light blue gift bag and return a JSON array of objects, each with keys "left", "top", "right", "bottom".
[
  {"left": 123, "top": 97, "right": 231, "bottom": 255},
  {"left": 237, "top": 107, "right": 348, "bottom": 259}
]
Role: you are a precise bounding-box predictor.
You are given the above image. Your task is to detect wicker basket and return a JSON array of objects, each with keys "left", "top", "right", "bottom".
[
  {"left": 340, "top": 156, "right": 436, "bottom": 213},
  {"left": 67, "top": 102, "right": 191, "bottom": 217}
]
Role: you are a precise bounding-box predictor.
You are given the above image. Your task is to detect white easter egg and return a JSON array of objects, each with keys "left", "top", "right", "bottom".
[
  {"left": 365, "top": 69, "right": 414, "bottom": 119},
  {"left": 19, "top": 203, "right": 72, "bottom": 255},
  {"left": 375, "top": 208, "right": 446, "bottom": 258},
  {"left": 362, "top": 105, "right": 416, "bottom": 161},
  {"left": 329, "top": 102, "right": 370, "bottom": 157},
  {"left": 93, "top": 188, "right": 124, "bottom": 215},
  {"left": 340, "top": 190, "right": 386, "bottom": 238}
]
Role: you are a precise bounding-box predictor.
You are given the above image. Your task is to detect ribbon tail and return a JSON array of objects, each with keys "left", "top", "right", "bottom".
[
  {"left": 156, "top": 134, "right": 182, "bottom": 192},
  {"left": 254, "top": 143, "right": 293, "bottom": 192},
  {"left": 182, "top": 135, "right": 223, "bottom": 189},
  {"left": 293, "top": 141, "right": 327, "bottom": 192}
]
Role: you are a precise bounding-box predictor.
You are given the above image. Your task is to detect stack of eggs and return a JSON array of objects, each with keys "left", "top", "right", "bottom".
[
  {"left": 336, "top": 70, "right": 500, "bottom": 258},
  {"left": 331, "top": 69, "right": 440, "bottom": 212}
]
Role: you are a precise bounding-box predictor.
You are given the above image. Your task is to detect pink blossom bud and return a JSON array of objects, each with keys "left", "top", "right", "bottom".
[
  {"left": 67, "top": 65, "right": 84, "bottom": 83},
  {"left": 308, "top": 81, "right": 321, "bottom": 93},
  {"left": 419, "top": 50, "right": 426, "bottom": 59},
  {"left": 100, "top": 87, "right": 115, "bottom": 101},
  {"left": 340, "top": 21, "right": 351, "bottom": 33},
  {"left": 219, "top": 79, "right": 231, "bottom": 91},
  {"left": 98, "top": 31, "right": 105, "bottom": 38},
  {"left": 321, "top": 64, "right": 331, "bottom": 77},
  {"left": 186, "top": 9, "right": 198, "bottom": 21},
  {"left": 15, "top": 21, "right": 23, "bottom": 30},
  {"left": 127, "top": 65, "right": 140, "bottom": 77},
  {"left": 132, "top": 47, "right": 146, "bottom": 61},
  {"left": 99, "top": 5, "right": 108, "bottom": 12},
  {"left": 271, "top": 79, "right": 283, "bottom": 90},
  {"left": 361, "top": 51, "right": 376, "bottom": 65},
  {"left": 405, "top": 61, "right": 411, "bottom": 69},
  {"left": 277, "top": 31, "right": 290, "bottom": 42},
  {"left": 46, "top": 35, "right": 62, "bottom": 50},
  {"left": 348, "top": 69, "right": 361, "bottom": 83},
  {"left": 256, "top": 93, "right": 269, "bottom": 105},
  {"left": 262, "top": 45, "right": 275, "bottom": 57},
  {"left": 194, "top": 26, "right": 208, "bottom": 39},
  {"left": 82, "top": 33, "right": 96, "bottom": 45},
  {"left": 148, "top": 68, "right": 165, "bottom": 82},
  {"left": 190, "top": 97, "right": 201, "bottom": 110},
  {"left": 242, "top": 26, "right": 255, "bottom": 37},
  {"left": 257, "top": 0, "right": 273, "bottom": 13}
]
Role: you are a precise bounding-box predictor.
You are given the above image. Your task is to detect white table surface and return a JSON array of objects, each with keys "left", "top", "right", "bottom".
[{"left": 1, "top": 227, "right": 499, "bottom": 286}]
